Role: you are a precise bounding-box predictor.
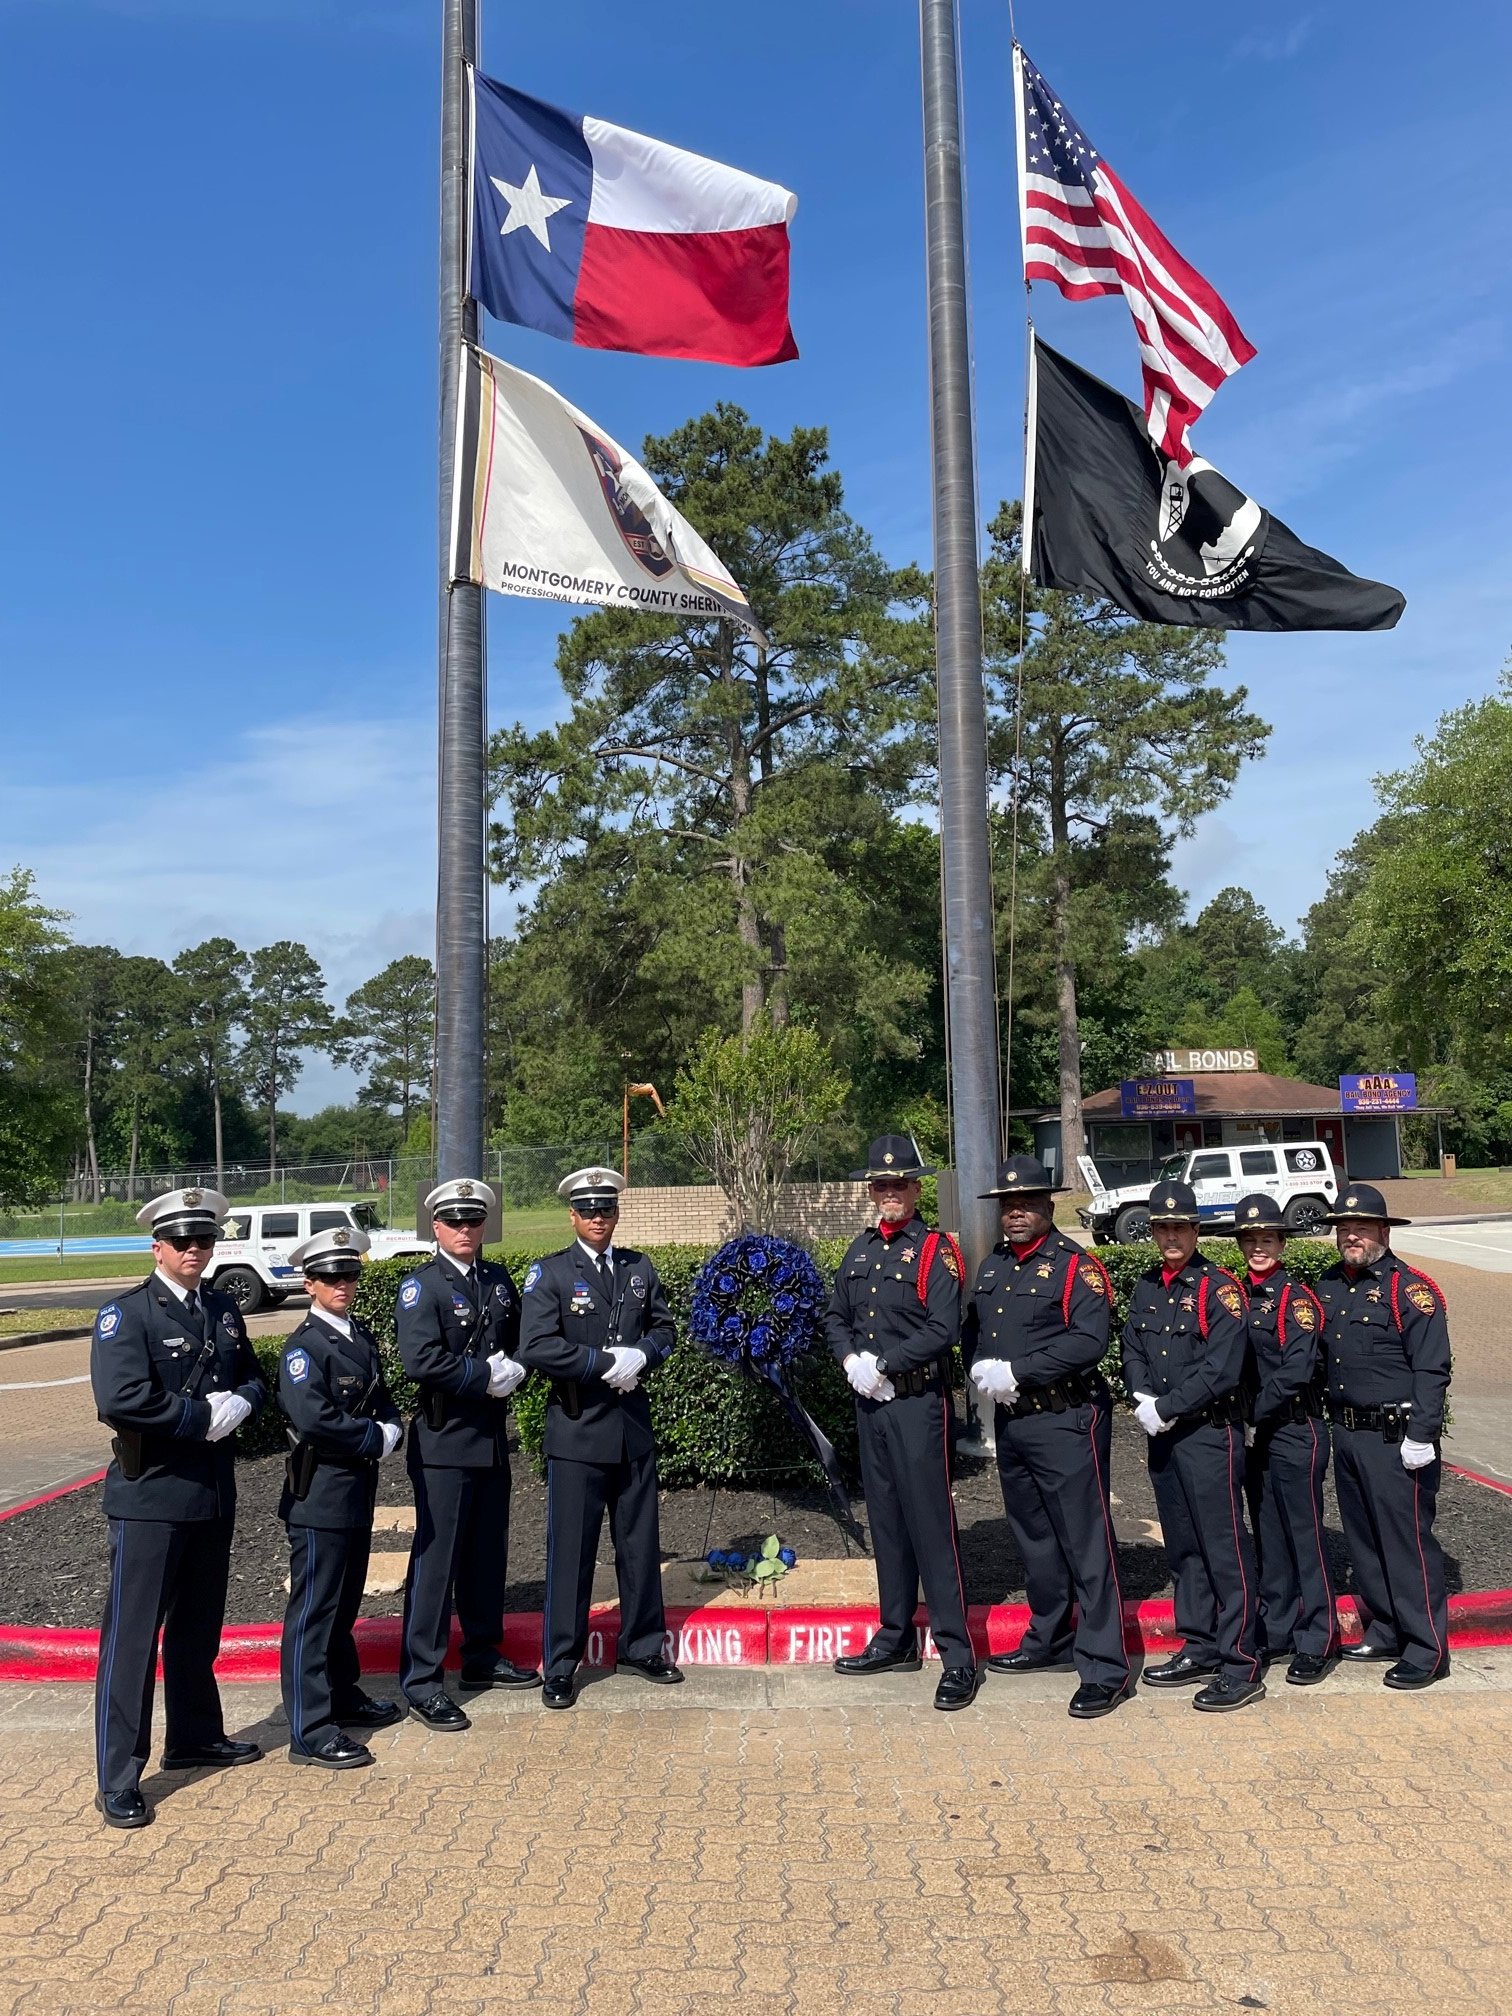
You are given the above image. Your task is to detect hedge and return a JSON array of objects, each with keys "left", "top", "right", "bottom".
[{"left": 235, "top": 1235, "right": 1342, "bottom": 1482}]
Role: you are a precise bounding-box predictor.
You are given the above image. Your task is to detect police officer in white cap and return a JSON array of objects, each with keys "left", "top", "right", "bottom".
[
  {"left": 396, "top": 1178, "right": 535, "bottom": 1729},
  {"left": 518, "top": 1167, "right": 681, "bottom": 1708},
  {"left": 278, "top": 1226, "right": 404, "bottom": 1770},
  {"left": 90, "top": 1188, "right": 268, "bottom": 1828}
]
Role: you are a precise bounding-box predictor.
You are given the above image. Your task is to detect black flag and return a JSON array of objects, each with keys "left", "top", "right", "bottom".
[{"left": 1026, "top": 337, "right": 1405, "bottom": 631}]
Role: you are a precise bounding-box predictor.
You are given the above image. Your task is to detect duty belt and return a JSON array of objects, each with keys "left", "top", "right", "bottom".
[
  {"left": 1279, "top": 1389, "right": 1326, "bottom": 1425},
  {"left": 890, "top": 1358, "right": 951, "bottom": 1399},
  {"left": 1002, "top": 1371, "right": 1103, "bottom": 1419},
  {"left": 1200, "top": 1391, "right": 1246, "bottom": 1429},
  {"left": 1328, "top": 1400, "right": 1411, "bottom": 1441}
]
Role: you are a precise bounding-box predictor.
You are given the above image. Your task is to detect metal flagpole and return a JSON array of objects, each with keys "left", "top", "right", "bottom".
[
  {"left": 919, "top": 0, "right": 1002, "bottom": 1279},
  {"left": 435, "top": 0, "right": 486, "bottom": 1184}
]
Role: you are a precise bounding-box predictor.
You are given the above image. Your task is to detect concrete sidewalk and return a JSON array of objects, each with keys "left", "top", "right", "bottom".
[{"left": 2, "top": 1655, "right": 1511, "bottom": 2014}]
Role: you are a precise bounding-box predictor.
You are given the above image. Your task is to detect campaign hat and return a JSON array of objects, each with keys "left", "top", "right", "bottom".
[
  {"left": 1233, "top": 1192, "right": 1287, "bottom": 1233},
  {"left": 1146, "top": 1181, "right": 1201, "bottom": 1225},
  {"left": 1324, "top": 1182, "right": 1410, "bottom": 1227},
  {"left": 979, "top": 1154, "right": 1059, "bottom": 1198},
  {"left": 849, "top": 1134, "right": 936, "bottom": 1181}
]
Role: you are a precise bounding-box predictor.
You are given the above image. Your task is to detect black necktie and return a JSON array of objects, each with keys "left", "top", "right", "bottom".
[
  {"left": 597, "top": 1254, "right": 614, "bottom": 1296},
  {"left": 183, "top": 1291, "right": 202, "bottom": 1329}
]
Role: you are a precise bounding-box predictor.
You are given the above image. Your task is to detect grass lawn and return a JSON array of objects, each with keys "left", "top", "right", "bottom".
[
  {"left": 0, "top": 1255, "right": 149, "bottom": 1286},
  {"left": 1401, "top": 1167, "right": 1512, "bottom": 1210},
  {"left": 0, "top": 1306, "right": 95, "bottom": 1336}
]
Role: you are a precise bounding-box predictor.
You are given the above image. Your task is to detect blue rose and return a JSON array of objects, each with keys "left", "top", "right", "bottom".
[
  {"left": 706, "top": 1549, "right": 728, "bottom": 1568},
  {"left": 747, "top": 1247, "right": 768, "bottom": 1271},
  {"left": 779, "top": 1548, "right": 797, "bottom": 1567},
  {"left": 773, "top": 1293, "right": 795, "bottom": 1316}
]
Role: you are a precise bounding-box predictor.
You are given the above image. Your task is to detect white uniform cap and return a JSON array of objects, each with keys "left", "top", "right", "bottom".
[
  {"left": 288, "top": 1225, "right": 372, "bottom": 1274},
  {"left": 557, "top": 1166, "right": 626, "bottom": 1204},
  {"left": 424, "top": 1176, "right": 497, "bottom": 1219},
  {"left": 136, "top": 1187, "right": 230, "bottom": 1236}
]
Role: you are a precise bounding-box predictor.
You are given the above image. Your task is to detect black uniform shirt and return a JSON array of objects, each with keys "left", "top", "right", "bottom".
[
  {"left": 824, "top": 1214, "right": 962, "bottom": 1376},
  {"left": 517, "top": 1244, "right": 675, "bottom": 1464},
  {"left": 395, "top": 1253, "right": 521, "bottom": 1468},
  {"left": 90, "top": 1275, "right": 267, "bottom": 1521},
  {"left": 964, "top": 1231, "right": 1112, "bottom": 1388},
  {"left": 1245, "top": 1264, "right": 1325, "bottom": 1424},
  {"left": 277, "top": 1310, "right": 402, "bottom": 1530},
  {"left": 1121, "top": 1252, "right": 1249, "bottom": 1426},
  {"left": 1315, "top": 1251, "right": 1450, "bottom": 1441}
]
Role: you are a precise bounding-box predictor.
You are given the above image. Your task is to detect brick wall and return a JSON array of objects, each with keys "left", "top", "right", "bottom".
[{"left": 616, "top": 1181, "right": 873, "bottom": 1250}]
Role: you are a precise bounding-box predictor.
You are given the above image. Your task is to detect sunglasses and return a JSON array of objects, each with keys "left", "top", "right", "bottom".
[
  {"left": 161, "top": 1233, "right": 216, "bottom": 1251},
  {"left": 869, "top": 1179, "right": 913, "bottom": 1193},
  {"left": 574, "top": 1203, "right": 619, "bottom": 1219}
]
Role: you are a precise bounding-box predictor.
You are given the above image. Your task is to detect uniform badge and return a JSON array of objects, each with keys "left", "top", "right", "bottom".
[
  {"left": 493, "top": 1282, "right": 512, "bottom": 1305},
  {"left": 1180, "top": 1293, "right": 1196, "bottom": 1312},
  {"left": 629, "top": 1274, "right": 647, "bottom": 1300},
  {"left": 940, "top": 1246, "right": 960, "bottom": 1280},
  {"left": 97, "top": 1304, "right": 121, "bottom": 1339},
  {"left": 222, "top": 1312, "right": 244, "bottom": 1340},
  {"left": 399, "top": 1277, "right": 422, "bottom": 1309},
  {"left": 1365, "top": 1287, "right": 1383, "bottom": 1304},
  {"left": 1217, "top": 1284, "right": 1243, "bottom": 1319},
  {"left": 523, "top": 1263, "right": 542, "bottom": 1294},
  {"left": 1035, "top": 1262, "right": 1054, "bottom": 1278},
  {"left": 286, "top": 1350, "right": 310, "bottom": 1384},
  {"left": 1292, "top": 1300, "right": 1317, "bottom": 1330},
  {"left": 1406, "top": 1283, "right": 1437, "bottom": 1315},
  {"left": 899, "top": 1246, "right": 915, "bottom": 1265}
]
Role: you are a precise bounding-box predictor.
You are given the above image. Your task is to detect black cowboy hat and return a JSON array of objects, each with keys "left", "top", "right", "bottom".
[{"left": 849, "top": 1134, "right": 936, "bottom": 1181}]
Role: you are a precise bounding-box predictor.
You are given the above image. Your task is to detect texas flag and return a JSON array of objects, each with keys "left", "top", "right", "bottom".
[{"left": 469, "top": 72, "right": 799, "bottom": 368}]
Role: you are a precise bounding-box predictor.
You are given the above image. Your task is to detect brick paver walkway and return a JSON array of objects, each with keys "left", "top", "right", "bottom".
[{"left": 1, "top": 1656, "right": 1511, "bottom": 2015}]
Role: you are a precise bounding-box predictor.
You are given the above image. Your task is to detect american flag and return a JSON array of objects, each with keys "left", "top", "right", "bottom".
[{"left": 1014, "top": 47, "right": 1255, "bottom": 466}]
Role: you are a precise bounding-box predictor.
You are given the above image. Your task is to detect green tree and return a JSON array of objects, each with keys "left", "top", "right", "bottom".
[
  {"left": 54, "top": 944, "right": 125, "bottom": 1202},
  {"left": 342, "top": 955, "right": 435, "bottom": 1135},
  {"left": 665, "top": 1016, "right": 850, "bottom": 1231},
  {"left": 0, "top": 869, "right": 75, "bottom": 1206},
  {"left": 239, "top": 942, "right": 338, "bottom": 1168},
  {"left": 982, "top": 503, "right": 1271, "bottom": 1174},
  {"left": 104, "top": 955, "right": 184, "bottom": 1197},
  {"left": 172, "top": 937, "right": 247, "bottom": 1188}
]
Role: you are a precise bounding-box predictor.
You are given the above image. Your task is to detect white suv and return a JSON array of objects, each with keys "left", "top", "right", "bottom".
[
  {"left": 1082, "top": 1142, "right": 1339, "bottom": 1245},
  {"left": 205, "top": 1202, "right": 433, "bottom": 1312}
]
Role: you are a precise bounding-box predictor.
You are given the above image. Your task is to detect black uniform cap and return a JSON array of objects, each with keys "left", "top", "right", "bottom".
[
  {"left": 979, "top": 1153, "right": 1059, "bottom": 1199},
  {"left": 849, "top": 1134, "right": 936, "bottom": 1181},
  {"left": 1146, "top": 1180, "right": 1201, "bottom": 1224},
  {"left": 1233, "top": 1192, "right": 1287, "bottom": 1233},
  {"left": 1324, "top": 1182, "right": 1410, "bottom": 1227}
]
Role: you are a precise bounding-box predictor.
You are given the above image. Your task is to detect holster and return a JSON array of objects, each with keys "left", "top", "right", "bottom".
[
  {"left": 559, "top": 1378, "right": 583, "bottom": 1421},
  {"left": 284, "top": 1437, "right": 319, "bottom": 1501},
  {"left": 420, "top": 1385, "right": 450, "bottom": 1431},
  {"left": 1382, "top": 1405, "right": 1408, "bottom": 1446},
  {"left": 110, "top": 1429, "right": 146, "bottom": 1481}
]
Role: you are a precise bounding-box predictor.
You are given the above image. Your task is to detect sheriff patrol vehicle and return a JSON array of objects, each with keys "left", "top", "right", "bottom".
[
  {"left": 1080, "top": 1141, "right": 1339, "bottom": 1245},
  {"left": 204, "top": 1201, "right": 432, "bottom": 1311}
]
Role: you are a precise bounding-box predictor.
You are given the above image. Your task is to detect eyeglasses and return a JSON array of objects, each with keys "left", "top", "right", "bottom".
[
  {"left": 574, "top": 1204, "right": 618, "bottom": 1219},
  {"left": 869, "top": 1180, "right": 912, "bottom": 1194},
  {"left": 162, "top": 1233, "right": 216, "bottom": 1251}
]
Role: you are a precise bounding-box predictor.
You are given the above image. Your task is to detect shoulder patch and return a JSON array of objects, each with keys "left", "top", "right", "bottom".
[
  {"left": 96, "top": 1303, "right": 122, "bottom": 1339},
  {"left": 940, "top": 1244, "right": 960, "bottom": 1280},
  {"left": 1291, "top": 1297, "right": 1317, "bottom": 1330},
  {"left": 1216, "top": 1282, "right": 1244, "bottom": 1319},
  {"left": 523, "top": 1263, "right": 542, "bottom": 1294},
  {"left": 399, "top": 1276, "right": 422, "bottom": 1309},
  {"left": 1405, "top": 1282, "right": 1437, "bottom": 1315},
  {"left": 285, "top": 1349, "right": 310, "bottom": 1384}
]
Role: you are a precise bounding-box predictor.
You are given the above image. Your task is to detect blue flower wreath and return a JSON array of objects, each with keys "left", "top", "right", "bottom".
[{"left": 690, "top": 1233, "right": 826, "bottom": 1373}]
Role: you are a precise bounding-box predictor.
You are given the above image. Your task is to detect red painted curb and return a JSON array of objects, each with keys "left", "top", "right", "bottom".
[
  {"left": 0, "top": 1469, "right": 107, "bottom": 1526},
  {"left": 1447, "top": 1461, "right": 1512, "bottom": 1501}
]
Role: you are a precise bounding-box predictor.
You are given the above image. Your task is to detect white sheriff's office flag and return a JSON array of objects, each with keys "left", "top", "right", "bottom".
[{"left": 449, "top": 344, "right": 765, "bottom": 642}]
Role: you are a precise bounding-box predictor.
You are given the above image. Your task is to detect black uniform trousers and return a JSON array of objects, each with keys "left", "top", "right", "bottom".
[
  {"left": 282, "top": 1526, "right": 373, "bottom": 1753},
  {"left": 1248, "top": 1419, "right": 1337, "bottom": 1659},
  {"left": 543, "top": 1450, "right": 665, "bottom": 1679},
  {"left": 1332, "top": 1423, "right": 1449, "bottom": 1673},
  {"left": 1147, "top": 1420, "right": 1262, "bottom": 1685},
  {"left": 95, "top": 1515, "right": 232, "bottom": 1795},
  {"left": 400, "top": 1450, "right": 510, "bottom": 1698},
  {"left": 994, "top": 1397, "right": 1128, "bottom": 1687},
  {"left": 857, "top": 1387, "right": 973, "bottom": 1670}
]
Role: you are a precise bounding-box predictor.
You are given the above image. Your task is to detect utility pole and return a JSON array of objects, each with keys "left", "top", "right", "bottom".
[
  {"left": 919, "top": 0, "right": 1003, "bottom": 1278},
  {"left": 434, "top": 0, "right": 487, "bottom": 1185}
]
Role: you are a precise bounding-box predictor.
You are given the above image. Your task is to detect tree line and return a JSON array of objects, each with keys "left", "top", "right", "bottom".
[{"left": 5, "top": 403, "right": 1508, "bottom": 1207}]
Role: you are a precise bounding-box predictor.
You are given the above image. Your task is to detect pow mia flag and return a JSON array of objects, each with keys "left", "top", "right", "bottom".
[{"left": 1025, "top": 337, "right": 1405, "bottom": 631}]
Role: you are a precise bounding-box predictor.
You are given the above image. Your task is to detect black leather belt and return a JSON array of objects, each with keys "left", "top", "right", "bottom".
[
  {"left": 1328, "top": 1400, "right": 1410, "bottom": 1440},
  {"left": 1202, "top": 1391, "right": 1246, "bottom": 1429},
  {"left": 1281, "top": 1392, "right": 1326, "bottom": 1425},
  {"left": 1001, "top": 1372, "right": 1102, "bottom": 1419},
  {"left": 890, "top": 1359, "right": 950, "bottom": 1399}
]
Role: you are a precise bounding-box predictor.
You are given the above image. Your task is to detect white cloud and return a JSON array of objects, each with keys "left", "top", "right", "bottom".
[{"left": 1230, "top": 14, "right": 1318, "bottom": 63}]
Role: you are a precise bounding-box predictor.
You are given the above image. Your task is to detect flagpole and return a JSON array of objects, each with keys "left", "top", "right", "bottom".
[
  {"left": 919, "top": 0, "right": 1002, "bottom": 1278},
  {"left": 435, "top": 0, "right": 487, "bottom": 1186}
]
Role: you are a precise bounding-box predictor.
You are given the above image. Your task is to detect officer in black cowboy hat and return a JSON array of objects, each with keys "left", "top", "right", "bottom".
[
  {"left": 278, "top": 1226, "right": 405, "bottom": 1771},
  {"left": 1122, "top": 1181, "right": 1264, "bottom": 1711},
  {"left": 1232, "top": 1193, "right": 1338, "bottom": 1685},
  {"left": 825, "top": 1135, "right": 979, "bottom": 1710},
  {"left": 1314, "top": 1183, "right": 1451, "bottom": 1688},
  {"left": 966, "top": 1155, "right": 1129, "bottom": 1719}
]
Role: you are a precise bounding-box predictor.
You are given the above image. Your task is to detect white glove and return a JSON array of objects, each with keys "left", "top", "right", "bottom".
[
  {"left": 485, "top": 1351, "right": 527, "bottom": 1399},
  {"left": 1401, "top": 1437, "right": 1437, "bottom": 1470},
  {"left": 970, "top": 1358, "right": 1018, "bottom": 1403},
  {"left": 603, "top": 1346, "right": 647, "bottom": 1393},
  {"left": 1244, "top": 1424, "right": 1257, "bottom": 1449},
  {"left": 1133, "top": 1394, "right": 1170, "bottom": 1438},
  {"left": 845, "top": 1352, "right": 895, "bottom": 1402},
  {"left": 205, "top": 1391, "right": 251, "bottom": 1443},
  {"left": 379, "top": 1420, "right": 403, "bottom": 1459}
]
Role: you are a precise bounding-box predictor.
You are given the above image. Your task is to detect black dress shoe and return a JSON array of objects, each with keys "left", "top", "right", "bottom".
[
  {"left": 987, "top": 1647, "right": 1074, "bottom": 1674},
  {"left": 95, "top": 1789, "right": 151, "bottom": 1830},
  {"left": 616, "top": 1655, "right": 684, "bottom": 1686},
  {"left": 290, "top": 1731, "right": 374, "bottom": 1770},
  {"left": 159, "top": 1737, "right": 263, "bottom": 1770},
  {"left": 406, "top": 1691, "right": 471, "bottom": 1731},
  {"left": 1285, "top": 1652, "right": 1338, "bottom": 1686},
  {"left": 934, "top": 1665, "right": 982, "bottom": 1711},
  {"left": 834, "top": 1641, "right": 923, "bottom": 1676},
  {"left": 335, "top": 1695, "right": 405, "bottom": 1729},
  {"left": 1141, "top": 1652, "right": 1220, "bottom": 1690},
  {"left": 1383, "top": 1658, "right": 1450, "bottom": 1691},
  {"left": 459, "top": 1657, "right": 542, "bottom": 1691},
  {"left": 541, "top": 1675, "right": 576, "bottom": 1709},
  {"left": 1068, "top": 1678, "right": 1134, "bottom": 1720},
  {"left": 1192, "top": 1676, "right": 1267, "bottom": 1713},
  {"left": 1341, "top": 1640, "right": 1397, "bottom": 1662}
]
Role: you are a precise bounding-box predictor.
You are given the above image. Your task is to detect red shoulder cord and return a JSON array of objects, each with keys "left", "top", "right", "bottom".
[
  {"left": 1062, "top": 1248, "right": 1113, "bottom": 1324},
  {"left": 916, "top": 1230, "right": 964, "bottom": 1306}
]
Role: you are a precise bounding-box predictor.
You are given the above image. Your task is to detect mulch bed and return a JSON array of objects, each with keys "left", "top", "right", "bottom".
[{"left": 2, "top": 1415, "right": 1509, "bottom": 1629}]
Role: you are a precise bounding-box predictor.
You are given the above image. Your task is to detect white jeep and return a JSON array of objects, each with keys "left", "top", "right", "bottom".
[
  {"left": 1080, "top": 1141, "right": 1339, "bottom": 1245},
  {"left": 205, "top": 1201, "right": 432, "bottom": 1312}
]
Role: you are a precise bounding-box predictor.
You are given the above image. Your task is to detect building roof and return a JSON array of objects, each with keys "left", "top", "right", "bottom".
[{"left": 1029, "top": 1071, "right": 1447, "bottom": 1121}]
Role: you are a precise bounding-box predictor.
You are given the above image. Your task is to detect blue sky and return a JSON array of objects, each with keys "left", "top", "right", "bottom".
[{"left": 2, "top": 0, "right": 1508, "bottom": 1111}]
